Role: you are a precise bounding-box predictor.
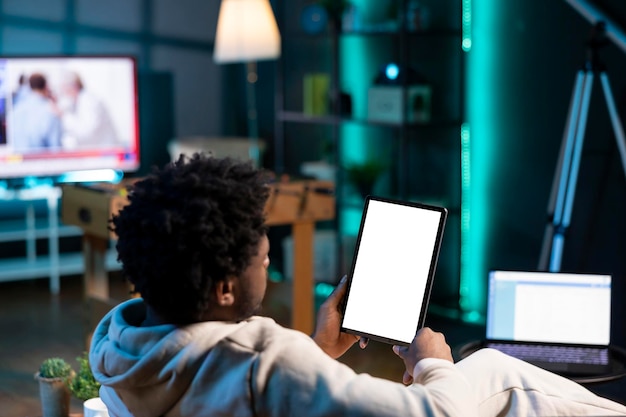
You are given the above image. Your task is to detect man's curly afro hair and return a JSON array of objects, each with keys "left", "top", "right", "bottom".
[{"left": 111, "top": 153, "right": 271, "bottom": 324}]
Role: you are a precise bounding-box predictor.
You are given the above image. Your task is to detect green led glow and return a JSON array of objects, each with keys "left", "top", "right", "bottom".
[
  {"left": 340, "top": 206, "right": 364, "bottom": 236},
  {"left": 315, "top": 282, "right": 335, "bottom": 299},
  {"left": 339, "top": 36, "right": 376, "bottom": 122},
  {"left": 339, "top": 28, "right": 391, "bottom": 236}
]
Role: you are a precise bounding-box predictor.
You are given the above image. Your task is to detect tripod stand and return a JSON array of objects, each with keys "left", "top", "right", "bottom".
[{"left": 538, "top": 22, "right": 626, "bottom": 272}]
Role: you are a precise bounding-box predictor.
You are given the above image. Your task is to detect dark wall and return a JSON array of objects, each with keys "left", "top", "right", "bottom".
[
  {"left": 135, "top": 72, "right": 175, "bottom": 177},
  {"left": 485, "top": 1, "right": 626, "bottom": 346}
]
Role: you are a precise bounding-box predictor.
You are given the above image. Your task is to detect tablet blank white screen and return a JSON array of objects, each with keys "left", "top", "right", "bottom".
[{"left": 342, "top": 200, "right": 443, "bottom": 345}]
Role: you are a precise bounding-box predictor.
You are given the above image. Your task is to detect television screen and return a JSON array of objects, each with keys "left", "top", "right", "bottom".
[{"left": 0, "top": 55, "right": 140, "bottom": 181}]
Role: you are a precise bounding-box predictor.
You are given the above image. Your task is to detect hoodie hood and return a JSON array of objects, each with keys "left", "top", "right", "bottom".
[{"left": 89, "top": 298, "right": 250, "bottom": 416}]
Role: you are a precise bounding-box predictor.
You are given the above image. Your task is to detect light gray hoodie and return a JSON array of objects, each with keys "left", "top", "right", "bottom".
[{"left": 90, "top": 298, "right": 476, "bottom": 417}]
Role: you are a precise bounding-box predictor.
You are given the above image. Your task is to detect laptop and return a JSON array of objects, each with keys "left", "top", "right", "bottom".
[{"left": 484, "top": 270, "right": 613, "bottom": 376}]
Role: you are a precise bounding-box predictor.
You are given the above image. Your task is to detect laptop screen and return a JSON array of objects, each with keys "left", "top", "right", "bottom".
[{"left": 486, "top": 271, "right": 611, "bottom": 346}]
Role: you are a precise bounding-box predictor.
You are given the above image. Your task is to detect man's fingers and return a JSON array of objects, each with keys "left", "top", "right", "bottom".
[
  {"left": 392, "top": 345, "right": 407, "bottom": 357},
  {"left": 330, "top": 275, "right": 348, "bottom": 312},
  {"left": 359, "top": 337, "right": 369, "bottom": 349},
  {"left": 402, "top": 371, "right": 413, "bottom": 385},
  {"left": 329, "top": 275, "right": 347, "bottom": 298}
]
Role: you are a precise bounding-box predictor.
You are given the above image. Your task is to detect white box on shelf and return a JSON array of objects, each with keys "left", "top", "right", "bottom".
[{"left": 368, "top": 85, "right": 431, "bottom": 123}]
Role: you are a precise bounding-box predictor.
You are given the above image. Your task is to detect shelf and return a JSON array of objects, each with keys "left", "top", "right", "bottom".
[
  {"left": 285, "top": 28, "right": 462, "bottom": 39},
  {"left": 0, "top": 219, "right": 82, "bottom": 242},
  {"left": 0, "top": 250, "right": 120, "bottom": 283},
  {"left": 277, "top": 110, "right": 462, "bottom": 129},
  {"left": 275, "top": 0, "right": 464, "bottom": 309},
  {"left": 340, "top": 28, "right": 462, "bottom": 37},
  {"left": 0, "top": 184, "right": 120, "bottom": 294}
]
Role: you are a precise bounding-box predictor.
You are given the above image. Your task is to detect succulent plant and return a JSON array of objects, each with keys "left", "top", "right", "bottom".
[{"left": 38, "top": 357, "right": 74, "bottom": 381}]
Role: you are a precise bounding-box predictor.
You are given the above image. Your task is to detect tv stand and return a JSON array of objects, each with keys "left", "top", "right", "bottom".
[{"left": 0, "top": 183, "right": 120, "bottom": 294}]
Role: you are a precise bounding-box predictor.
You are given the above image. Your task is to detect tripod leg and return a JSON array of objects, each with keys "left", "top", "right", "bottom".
[
  {"left": 549, "top": 71, "right": 594, "bottom": 272},
  {"left": 539, "top": 70, "right": 588, "bottom": 270},
  {"left": 599, "top": 72, "right": 626, "bottom": 179}
]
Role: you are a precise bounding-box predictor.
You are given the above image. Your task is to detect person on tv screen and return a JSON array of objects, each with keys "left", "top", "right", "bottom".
[
  {"left": 12, "top": 74, "right": 31, "bottom": 105},
  {"left": 10, "top": 73, "right": 62, "bottom": 152},
  {"left": 57, "top": 71, "right": 119, "bottom": 148}
]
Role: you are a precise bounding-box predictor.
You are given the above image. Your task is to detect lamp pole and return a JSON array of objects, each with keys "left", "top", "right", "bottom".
[{"left": 246, "top": 61, "right": 260, "bottom": 162}]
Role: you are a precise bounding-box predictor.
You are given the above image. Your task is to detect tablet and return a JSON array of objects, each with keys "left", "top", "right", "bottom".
[{"left": 340, "top": 196, "right": 447, "bottom": 346}]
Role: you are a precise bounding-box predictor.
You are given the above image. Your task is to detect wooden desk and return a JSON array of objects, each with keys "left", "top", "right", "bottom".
[
  {"left": 263, "top": 180, "right": 335, "bottom": 332},
  {"left": 61, "top": 180, "right": 335, "bottom": 335}
]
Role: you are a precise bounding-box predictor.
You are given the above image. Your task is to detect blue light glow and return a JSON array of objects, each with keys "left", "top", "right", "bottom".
[{"left": 384, "top": 63, "right": 399, "bottom": 81}]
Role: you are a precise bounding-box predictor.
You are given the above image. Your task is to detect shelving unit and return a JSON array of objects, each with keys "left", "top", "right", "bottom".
[
  {"left": 273, "top": 0, "right": 464, "bottom": 313},
  {"left": 0, "top": 185, "right": 120, "bottom": 294}
]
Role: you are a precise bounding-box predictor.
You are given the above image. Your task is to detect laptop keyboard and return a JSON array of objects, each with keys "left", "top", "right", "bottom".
[{"left": 487, "top": 343, "right": 609, "bottom": 365}]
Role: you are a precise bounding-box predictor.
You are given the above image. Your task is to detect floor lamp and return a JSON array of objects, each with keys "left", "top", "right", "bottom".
[{"left": 214, "top": 0, "right": 281, "bottom": 165}]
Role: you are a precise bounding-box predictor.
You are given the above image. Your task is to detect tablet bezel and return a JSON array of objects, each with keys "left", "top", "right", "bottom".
[{"left": 339, "top": 196, "right": 448, "bottom": 346}]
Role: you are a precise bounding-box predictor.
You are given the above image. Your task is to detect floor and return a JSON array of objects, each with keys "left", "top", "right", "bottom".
[{"left": 1, "top": 273, "right": 625, "bottom": 417}]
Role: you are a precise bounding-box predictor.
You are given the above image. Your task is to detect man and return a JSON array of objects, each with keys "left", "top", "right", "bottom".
[
  {"left": 90, "top": 154, "right": 626, "bottom": 417},
  {"left": 58, "top": 71, "right": 118, "bottom": 148},
  {"left": 10, "top": 73, "right": 62, "bottom": 152}
]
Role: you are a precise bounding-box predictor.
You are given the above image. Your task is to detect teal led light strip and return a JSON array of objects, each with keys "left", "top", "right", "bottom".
[
  {"left": 463, "top": 0, "right": 499, "bottom": 322},
  {"left": 460, "top": 123, "right": 481, "bottom": 322},
  {"left": 339, "top": 34, "right": 372, "bottom": 237},
  {"left": 460, "top": 0, "right": 483, "bottom": 322},
  {"left": 462, "top": 0, "right": 472, "bottom": 51},
  {"left": 459, "top": 0, "right": 474, "bottom": 319}
]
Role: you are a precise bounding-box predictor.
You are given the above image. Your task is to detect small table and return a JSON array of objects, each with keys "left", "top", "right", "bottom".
[{"left": 61, "top": 179, "right": 335, "bottom": 335}]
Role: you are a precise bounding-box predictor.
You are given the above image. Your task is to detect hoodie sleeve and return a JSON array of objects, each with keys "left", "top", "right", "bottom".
[{"left": 251, "top": 329, "right": 478, "bottom": 417}]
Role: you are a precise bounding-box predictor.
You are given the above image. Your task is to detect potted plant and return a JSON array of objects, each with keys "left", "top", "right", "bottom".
[
  {"left": 345, "top": 160, "right": 386, "bottom": 199},
  {"left": 35, "top": 357, "right": 75, "bottom": 417},
  {"left": 69, "top": 352, "right": 101, "bottom": 402},
  {"left": 70, "top": 352, "right": 107, "bottom": 416}
]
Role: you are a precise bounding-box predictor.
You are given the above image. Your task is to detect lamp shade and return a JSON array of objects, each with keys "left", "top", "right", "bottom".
[{"left": 214, "top": 0, "right": 281, "bottom": 63}]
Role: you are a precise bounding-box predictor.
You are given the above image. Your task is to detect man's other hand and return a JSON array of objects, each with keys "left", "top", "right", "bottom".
[{"left": 312, "top": 276, "right": 359, "bottom": 358}]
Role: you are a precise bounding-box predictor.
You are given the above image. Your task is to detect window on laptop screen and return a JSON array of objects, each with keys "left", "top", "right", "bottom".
[{"left": 487, "top": 271, "right": 611, "bottom": 346}]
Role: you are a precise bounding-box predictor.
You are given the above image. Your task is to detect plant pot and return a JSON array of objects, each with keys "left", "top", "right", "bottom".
[{"left": 35, "top": 373, "right": 71, "bottom": 417}]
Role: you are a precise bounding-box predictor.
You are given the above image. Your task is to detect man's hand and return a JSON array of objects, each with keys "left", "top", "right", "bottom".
[
  {"left": 392, "top": 327, "right": 453, "bottom": 385},
  {"left": 312, "top": 276, "right": 360, "bottom": 358}
]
